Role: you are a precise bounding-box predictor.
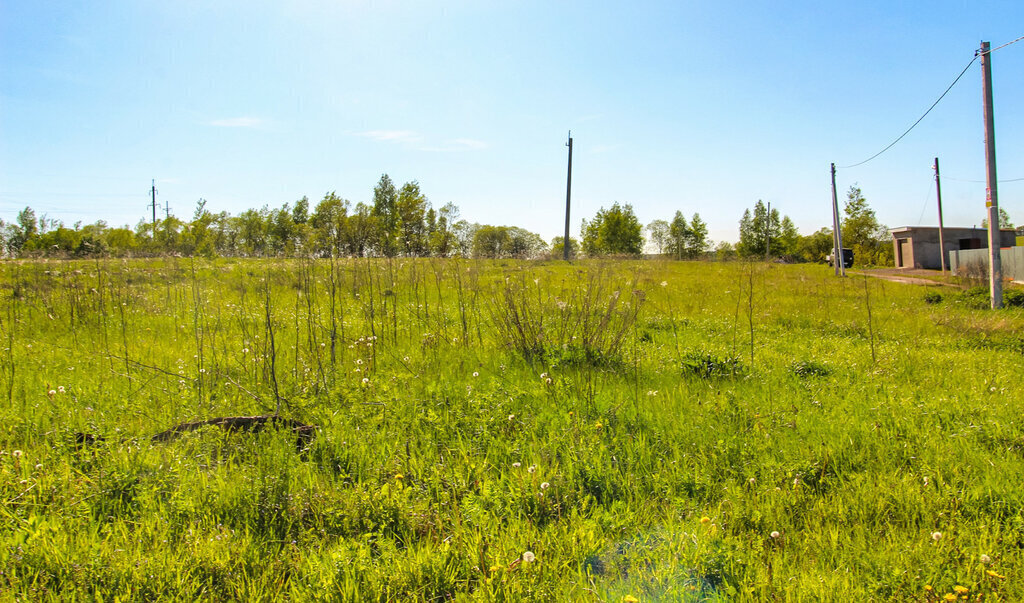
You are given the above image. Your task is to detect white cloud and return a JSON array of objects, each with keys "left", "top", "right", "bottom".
[
  {"left": 209, "top": 117, "right": 267, "bottom": 128},
  {"left": 353, "top": 131, "right": 487, "bottom": 152},
  {"left": 450, "top": 138, "right": 488, "bottom": 150},
  {"left": 354, "top": 130, "right": 422, "bottom": 143}
]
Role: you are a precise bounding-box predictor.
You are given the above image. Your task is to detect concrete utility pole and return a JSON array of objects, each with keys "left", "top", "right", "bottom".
[
  {"left": 563, "top": 131, "right": 573, "bottom": 261},
  {"left": 149, "top": 179, "right": 158, "bottom": 237},
  {"left": 980, "top": 41, "right": 1002, "bottom": 308},
  {"left": 933, "top": 157, "right": 947, "bottom": 275},
  {"left": 830, "top": 163, "right": 845, "bottom": 276}
]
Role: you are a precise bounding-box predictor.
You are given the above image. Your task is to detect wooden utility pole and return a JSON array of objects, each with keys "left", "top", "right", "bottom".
[
  {"left": 933, "top": 157, "right": 947, "bottom": 275},
  {"left": 563, "top": 131, "right": 573, "bottom": 261},
  {"left": 980, "top": 41, "right": 1002, "bottom": 308},
  {"left": 830, "top": 163, "right": 845, "bottom": 276}
]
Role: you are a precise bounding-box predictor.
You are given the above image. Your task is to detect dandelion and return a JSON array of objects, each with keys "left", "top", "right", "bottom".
[
  {"left": 985, "top": 569, "right": 1005, "bottom": 579},
  {"left": 473, "top": 372, "right": 479, "bottom": 377},
  {"left": 646, "top": 390, "right": 658, "bottom": 396},
  {"left": 34, "top": 463, "right": 42, "bottom": 470},
  {"left": 394, "top": 474, "right": 404, "bottom": 480},
  {"left": 12, "top": 450, "right": 22, "bottom": 458},
  {"left": 980, "top": 554, "right": 991, "bottom": 565},
  {"left": 540, "top": 482, "right": 550, "bottom": 489},
  {"left": 700, "top": 516, "right": 711, "bottom": 524},
  {"left": 528, "top": 465, "right": 537, "bottom": 474},
  {"left": 924, "top": 585, "right": 933, "bottom": 592},
  {"left": 770, "top": 531, "right": 781, "bottom": 539},
  {"left": 522, "top": 551, "right": 536, "bottom": 563},
  {"left": 623, "top": 596, "right": 640, "bottom": 603},
  {"left": 361, "top": 377, "right": 369, "bottom": 385},
  {"left": 931, "top": 531, "right": 943, "bottom": 541},
  {"left": 660, "top": 281, "right": 668, "bottom": 287},
  {"left": 595, "top": 422, "right": 603, "bottom": 429},
  {"left": 942, "top": 594, "right": 958, "bottom": 602},
  {"left": 356, "top": 359, "right": 363, "bottom": 365},
  {"left": 749, "top": 477, "right": 756, "bottom": 485},
  {"left": 545, "top": 377, "right": 553, "bottom": 385},
  {"left": 47, "top": 389, "right": 56, "bottom": 398},
  {"left": 403, "top": 356, "right": 410, "bottom": 362},
  {"left": 57, "top": 386, "right": 65, "bottom": 394},
  {"left": 508, "top": 414, "right": 515, "bottom": 421},
  {"left": 512, "top": 462, "right": 521, "bottom": 468},
  {"left": 953, "top": 586, "right": 969, "bottom": 594},
  {"left": 540, "top": 372, "right": 548, "bottom": 380}
]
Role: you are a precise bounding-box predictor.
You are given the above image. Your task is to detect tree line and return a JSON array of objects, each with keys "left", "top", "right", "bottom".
[{"left": 1, "top": 176, "right": 900, "bottom": 265}]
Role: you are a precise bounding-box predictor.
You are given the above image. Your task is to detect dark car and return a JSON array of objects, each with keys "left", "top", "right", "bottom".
[{"left": 827, "top": 248, "right": 854, "bottom": 268}]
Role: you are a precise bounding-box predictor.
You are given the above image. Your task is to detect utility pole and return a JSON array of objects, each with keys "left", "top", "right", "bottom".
[
  {"left": 765, "top": 201, "right": 771, "bottom": 259},
  {"left": 980, "top": 41, "right": 1002, "bottom": 308},
  {"left": 164, "top": 201, "right": 172, "bottom": 220},
  {"left": 148, "top": 179, "right": 158, "bottom": 237},
  {"left": 933, "top": 157, "right": 947, "bottom": 275},
  {"left": 563, "top": 131, "right": 573, "bottom": 261},
  {"left": 830, "top": 163, "right": 845, "bottom": 276}
]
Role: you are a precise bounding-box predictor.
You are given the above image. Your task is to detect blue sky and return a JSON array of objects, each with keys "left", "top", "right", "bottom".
[{"left": 2, "top": 0, "right": 1023, "bottom": 245}]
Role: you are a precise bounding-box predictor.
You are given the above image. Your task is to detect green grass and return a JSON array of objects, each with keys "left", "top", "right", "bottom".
[{"left": 1, "top": 257, "right": 1023, "bottom": 601}]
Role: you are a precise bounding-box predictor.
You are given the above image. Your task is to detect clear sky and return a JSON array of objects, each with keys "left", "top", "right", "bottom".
[{"left": 2, "top": 0, "right": 1023, "bottom": 246}]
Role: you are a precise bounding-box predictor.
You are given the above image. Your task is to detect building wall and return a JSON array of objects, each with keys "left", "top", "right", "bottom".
[{"left": 891, "top": 228, "right": 1016, "bottom": 269}]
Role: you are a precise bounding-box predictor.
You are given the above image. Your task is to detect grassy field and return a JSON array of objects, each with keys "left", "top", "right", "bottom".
[{"left": 2, "top": 257, "right": 1023, "bottom": 601}]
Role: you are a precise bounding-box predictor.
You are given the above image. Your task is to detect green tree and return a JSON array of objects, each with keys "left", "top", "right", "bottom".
[
  {"left": 687, "top": 213, "right": 709, "bottom": 258},
  {"left": 667, "top": 212, "right": 688, "bottom": 259},
  {"left": 550, "top": 236, "right": 579, "bottom": 259},
  {"left": 396, "top": 181, "right": 429, "bottom": 256},
  {"left": 842, "top": 185, "right": 891, "bottom": 265},
  {"left": 310, "top": 192, "right": 350, "bottom": 256},
  {"left": 981, "top": 207, "right": 1014, "bottom": 229},
  {"left": 737, "top": 200, "right": 789, "bottom": 258},
  {"left": 646, "top": 220, "right": 670, "bottom": 255},
  {"left": 581, "top": 202, "right": 644, "bottom": 256},
  {"left": 796, "top": 227, "right": 834, "bottom": 263},
  {"left": 372, "top": 174, "right": 399, "bottom": 256}
]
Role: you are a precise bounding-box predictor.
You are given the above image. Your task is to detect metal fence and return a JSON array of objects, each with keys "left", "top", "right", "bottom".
[{"left": 950, "top": 247, "right": 1024, "bottom": 281}]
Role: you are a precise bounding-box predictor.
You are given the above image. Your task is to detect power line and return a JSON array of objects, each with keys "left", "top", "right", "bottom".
[
  {"left": 943, "top": 176, "right": 1024, "bottom": 184},
  {"left": 986, "top": 34, "right": 1024, "bottom": 54},
  {"left": 839, "top": 55, "right": 978, "bottom": 169}
]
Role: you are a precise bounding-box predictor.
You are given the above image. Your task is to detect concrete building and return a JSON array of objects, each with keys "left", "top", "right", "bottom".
[{"left": 890, "top": 226, "right": 1017, "bottom": 270}]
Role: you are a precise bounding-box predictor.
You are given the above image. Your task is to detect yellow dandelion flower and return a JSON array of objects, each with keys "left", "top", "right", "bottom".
[
  {"left": 394, "top": 473, "right": 404, "bottom": 480},
  {"left": 595, "top": 422, "right": 603, "bottom": 429},
  {"left": 985, "top": 570, "right": 1005, "bottom": 579},
  {"left": 623, "top": 596, "right": 640, "bottom": 603},
  {"left": 700, "top": 516, "right": 711, "bottom": 524},
  {"left": 943, "top": 594, "right": 958, "bottom": 602},
  {"left": 954, "top": 586, "right": 969, "bottom": 594},
  {"left": 924, "top": 585, "right": 933, "bottom": 591}
]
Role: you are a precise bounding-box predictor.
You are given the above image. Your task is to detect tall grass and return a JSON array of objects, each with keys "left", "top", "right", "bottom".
[{"left": 0, "top": 257, "right": 1023, "bottom": 600}]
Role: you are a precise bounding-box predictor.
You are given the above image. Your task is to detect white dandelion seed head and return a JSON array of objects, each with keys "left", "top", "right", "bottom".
[
  {"left": 540, "top": 482, "right": 550, "bottom": 489},
  {"left": 356, "top": 359, "right": 363, "bottom": 365},
  {"left": 528, "top": 465, "right": 536, "bottom": 474},
  {"left": 770, "top": 531, "right": 780, "bottom": 539},
  {"left": 12, "top": 450, "right": 23, "bottom": 458},
  {"left": 661, "top": 281, "right": 668, "bottom": 287},
  {"left": 361, "top": 377, "right": 369, "bottom": 385},
  {"left": 57, "top": 386, "right": 65, "bottom": 394},
  {"left": 403, "top": 356, "right": 410, "bottom": 362},
  {"left": 508, "top": 414, "right": 515, "bottom": 421},
  {"left": 522, "top": 551, "right": 536, "bottom": 563},
  {"left": 980, "top": 554, "right": 992, "bottom": 565},
  {"left": 545, "top": 378, "right": 553, "bottom": 385},
  {"left": 540, "top": 372, "right": 548, "bottom": 379},
  {"left": 473, "top": 372, "right": 479, "bottom": 378},
  {"left": 931, "top": 532, "right": 943, "bottom": 541},
  {"left": 512, "top": 462, "right": 521, "bottom": 468}
]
